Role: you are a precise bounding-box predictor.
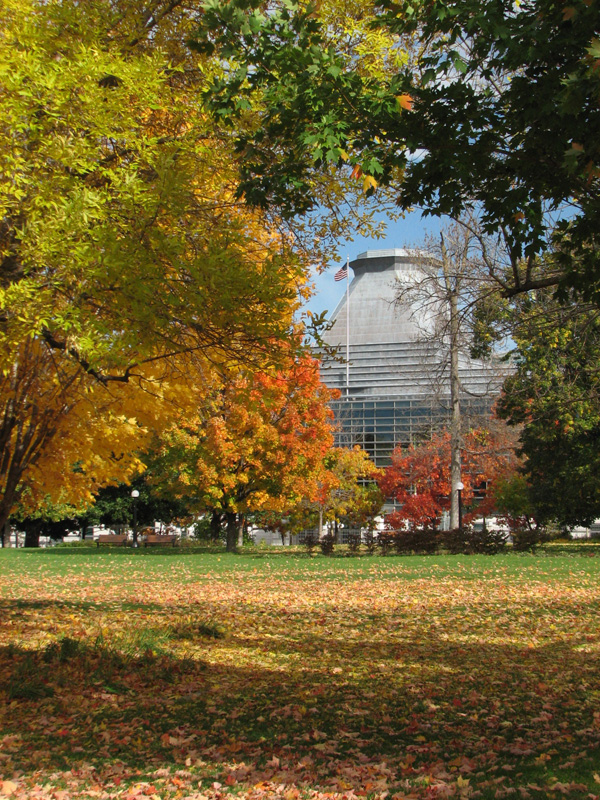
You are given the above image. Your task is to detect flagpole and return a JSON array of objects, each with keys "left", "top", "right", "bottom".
[{"left": 345, "top": 255, "right": 350, "bottom": 400}]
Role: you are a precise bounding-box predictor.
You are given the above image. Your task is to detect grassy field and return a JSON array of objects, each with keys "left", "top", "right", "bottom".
[{"left": 1, "top": 548, "right": 600, "bottom": 800}]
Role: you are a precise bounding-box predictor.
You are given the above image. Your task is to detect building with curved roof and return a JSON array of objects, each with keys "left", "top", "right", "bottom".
[{"left": 319, "top": 249, "right": 507, "bottom": 466}]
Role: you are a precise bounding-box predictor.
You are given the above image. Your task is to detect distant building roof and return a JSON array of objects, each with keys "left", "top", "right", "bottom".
[
  {"left": 325, "top": 249, "right": 434, "bottom": 349},
  {"left": 320, "top": 249, "right": 507, "bottom": 401},
  {"left": 355, "top": 248, "right": 415, "bottom": 259}
]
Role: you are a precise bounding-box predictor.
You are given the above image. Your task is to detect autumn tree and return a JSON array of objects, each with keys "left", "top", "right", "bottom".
[
  {"left": 193, "top": 0, "right": 600, "bottom": 299},
  {"left": 0, "top": 0, "right": 316, "bottom": 529},
  {"left": 395, "top": 219, "right": 511, "bottom": 528},
  {"left": 288, "top": 446, "right": 382, "bottom": 540},
  {"left": 0, "top": 339, "right": 169, "bottom": 534},
  {"left": 149, "top": 353, "right": 339, "bottom": 551},
  {"left": 378, "top": 425, "right": 519, "bottom": 532}
]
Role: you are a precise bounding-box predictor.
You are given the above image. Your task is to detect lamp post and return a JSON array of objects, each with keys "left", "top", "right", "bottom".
[
  {"left": 456, "top": 481, "right": 464, "bottom": 530},
  {"left": 131, "top": 489, "right": 140, "bottom": 547}
]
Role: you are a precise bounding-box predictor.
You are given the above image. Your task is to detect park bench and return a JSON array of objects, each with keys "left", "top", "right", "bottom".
[
  {"left": 144, "top": 534, "right": 179, "bottom": 548},
  {"left": 96, "top": 534, "right": 128, "bottom": 547}
]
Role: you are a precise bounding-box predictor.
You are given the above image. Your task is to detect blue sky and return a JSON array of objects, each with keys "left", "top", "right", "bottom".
[{"left": 304, "top": 209, "right": 442, "bottom": 321}]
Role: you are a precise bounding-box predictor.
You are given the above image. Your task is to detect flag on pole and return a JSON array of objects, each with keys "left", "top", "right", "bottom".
[{"left": 334, "top": 264, "right": 348, "bottom": 281}]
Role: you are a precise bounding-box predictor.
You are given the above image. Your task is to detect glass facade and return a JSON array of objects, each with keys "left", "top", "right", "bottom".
[{"left": 330, "top": 396, "right": 492, "bottom": 467}]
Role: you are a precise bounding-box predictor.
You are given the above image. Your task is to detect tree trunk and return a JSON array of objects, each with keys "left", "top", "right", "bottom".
[
  {"left": 0, "top": 509, "right": 8, "bottom": 545},
  {"left": 237, "top": 515, "right": 245, "bottom": 548},
  {"left": 210, "top": 511, "right": 222, "bottom": 542},
  {"left": 442, "top": 238, "right": 462, "bottom": 530},
  {"left": 0, "top": 470, "right": 23, "bottom": 547},
  {"left": 225, "top": 511, "right": 238, "bottom": 552},
  {"left": 449, "top": 286, "right": 462, "bottom": 529},
  {"left": 24, "top": 525, "right": 41, "bottom": 548},
  {"left": 318, "top": 506, "right": 323, "bottom": 539}
]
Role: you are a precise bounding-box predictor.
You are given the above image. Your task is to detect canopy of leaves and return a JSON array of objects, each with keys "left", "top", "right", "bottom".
[
  {"left": 288, "top": 445, "right": 382, "bottom": 532},
  {"left": 149, "top": 353, "right": 339, "bottom": 523},
  {"left": 0, "top": 0, "right": 309, "bottom": 527},
  {"left": 193, "top": 0, "right": 600, "bottom": 296},
  {"left": 78, "top": 475, "right": 192, "bottom": 531},
  {"left": 2, "top": 0, "right": 305, "bottom": 371},
  {"left": 498, "top": 291, "right": 600, "bottom": 527}
]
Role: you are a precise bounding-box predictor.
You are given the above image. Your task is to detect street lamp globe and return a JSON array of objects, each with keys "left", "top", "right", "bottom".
[{"left": 456, "top": 482, "right": 464, "bottom": 530}]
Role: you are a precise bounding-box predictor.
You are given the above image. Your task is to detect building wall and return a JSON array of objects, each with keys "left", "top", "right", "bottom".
[{"left": 319, "top": 249, "right": 507, "bottom": 467}]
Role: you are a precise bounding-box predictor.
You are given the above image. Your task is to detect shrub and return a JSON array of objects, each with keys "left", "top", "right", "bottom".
[
  {"left": 302, "top": 529, "right": 319, "bottom": 555},
  {"left": 412, "top": 529, "right": 439, "bottom": 554},
  {"left": 347, "top": 531, "right": 362, "bottom": 553},
  {"left": 378, "top": 530, "right": 395, "bottom": 556},
  {"left": 391, "top": 528, "right": 439, "bottom": 554},
  {"left": 440, "top": 527, "right": 469, "bottom": 555},
  {"left": 441, "top": 525, "right": 507, "bottom": 555},
  {"left": 320, "top": 532, "right": 335, "bottom": 555},
  {"left": 363, "top": 528, "right": 376, "bottom": 555},
  {"left": 511, "top": 519, "right": 548, "bottom": 552},
  {"left": 193, "top": 517, "right": 215, "bottom": 541},
  {"left": 468, "top": 524, "right": 507, "bottom": 555},
  {"left": 392, "top": 530, "right": 413, "bottom": 555}
]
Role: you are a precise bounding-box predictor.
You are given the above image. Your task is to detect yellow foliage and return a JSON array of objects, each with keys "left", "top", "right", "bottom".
[
  {"left": 1, "top": 338, "right": 209, "bottom": 519},
  {"left": 0, "top": 0, "right": 313, "bottom": 526}
]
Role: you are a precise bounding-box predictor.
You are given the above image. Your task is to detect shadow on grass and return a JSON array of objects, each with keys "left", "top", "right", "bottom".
[{"left": 2, "top": 602, "right": 600, "bottom": 797}]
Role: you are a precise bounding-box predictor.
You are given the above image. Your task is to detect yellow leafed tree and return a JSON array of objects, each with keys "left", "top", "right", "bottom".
[{"left": 0, "top": 0, "right": 309, "bottom": 531}]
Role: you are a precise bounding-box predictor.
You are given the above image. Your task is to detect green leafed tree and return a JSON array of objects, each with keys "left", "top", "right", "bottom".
[
  {"left": 497, "top": 289, "right": 600, "bottom": 527},
  {"left": 193, "top": 0, "right": 600, "bottom": 298}
]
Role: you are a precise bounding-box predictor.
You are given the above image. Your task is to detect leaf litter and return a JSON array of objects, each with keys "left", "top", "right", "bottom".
[{"left": 1, "top": 553, "right": 600, "bottom": 799}]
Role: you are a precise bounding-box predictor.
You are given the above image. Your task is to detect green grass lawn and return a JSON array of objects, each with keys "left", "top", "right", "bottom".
[{"left": 1, "top": 548, "right": 600, "bottom": 799}]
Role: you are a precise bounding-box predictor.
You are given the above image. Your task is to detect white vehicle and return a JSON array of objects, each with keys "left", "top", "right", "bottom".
[
  {"left": 83, "top": 526, "right": 116, "bottom": 541},
  {"left": 471, "top": 517, "right": 511, "bottom": 541}
]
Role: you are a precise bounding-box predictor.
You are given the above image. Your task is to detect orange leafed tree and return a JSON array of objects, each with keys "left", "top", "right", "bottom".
[
  {"left": 151, "top": 352, "right": 339, "bottom": 551},
  {"left": 378, "top": 425, "right": 519, "bottom": 531}
]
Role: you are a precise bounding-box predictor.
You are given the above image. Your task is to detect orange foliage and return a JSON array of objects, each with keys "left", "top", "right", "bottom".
[{"left": 152, "top": 352, "right": 339, "bottom": 518}]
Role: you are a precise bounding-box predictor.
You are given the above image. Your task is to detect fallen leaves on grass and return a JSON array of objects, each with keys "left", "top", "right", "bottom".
[{"left": 1, "top": 554, "right": 600, "bottom": 799}]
